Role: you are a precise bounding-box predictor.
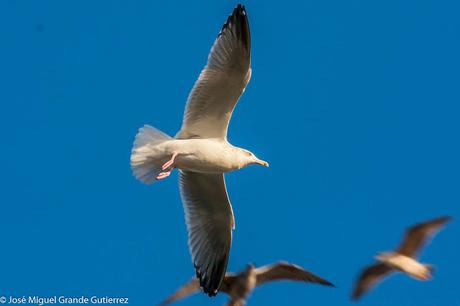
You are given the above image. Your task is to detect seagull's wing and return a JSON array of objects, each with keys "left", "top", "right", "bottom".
[
  {"left": 254, "top": 262, "right": 335, "bottom": 287},
  {"left": 351, "top": 263, "right": 393, "bottom": 301},
  {"left": 396, "top": 216, "right": 452, "bottom": 258},
  {"left": 176, "top": 4, "right": 251, "bottom": 140},
  {"left": 158, "top": 278, "right": 200, "bottom": 305},
  {"left": 179, "top": 171, "right": 235, "bottom": 296}
]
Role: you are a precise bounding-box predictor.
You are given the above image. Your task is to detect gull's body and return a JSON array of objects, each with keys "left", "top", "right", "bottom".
[
  {"left": 352, "top": 216, "right": 451, "bottom": 301},
  {"left": 136, "top": 138, "right": 255, "bottom": 174},
  {"left": 160, "top": 262, "right": 335, "bottom": 306},
  {"left": 130, "top": 5, "right": 268, "bottom": 296},
  {"left": 376, "top": 252, "right": 431, "bottom": 280}
]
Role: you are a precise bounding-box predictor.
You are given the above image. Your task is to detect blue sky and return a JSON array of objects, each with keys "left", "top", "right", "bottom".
[{"left": 1, "top": 1, "right": 459, "bottom": 305}]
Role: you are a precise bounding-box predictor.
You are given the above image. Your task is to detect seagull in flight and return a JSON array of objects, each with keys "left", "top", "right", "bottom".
[
  {"left": 351, "top": 216, "right": 452, "bottom": 301},
  {"left": 130, "top": 4, "right": 268, "bottom": 296},
  {"left": 160, "top": 262, "right": 335, "bottom": 306}
]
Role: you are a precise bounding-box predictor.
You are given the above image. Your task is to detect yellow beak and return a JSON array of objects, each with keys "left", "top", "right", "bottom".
[{"left": 255, "top": 159, "right": 269, "bottom": 167}]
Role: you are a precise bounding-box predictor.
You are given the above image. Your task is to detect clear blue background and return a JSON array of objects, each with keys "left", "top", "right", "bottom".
[{"left": 1, "top": 1, "right": 459, "bottom": 305}]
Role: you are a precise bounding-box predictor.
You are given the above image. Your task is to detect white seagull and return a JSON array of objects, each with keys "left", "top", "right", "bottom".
[
  {"left": 351, "top": 216, "right": 452, "bottom": 301},
  {"left": 159, "top": 262, "right": 335, "bottom": 306},
  {"left": 130, "top": 4, "right": 268, "bottom": 296}
]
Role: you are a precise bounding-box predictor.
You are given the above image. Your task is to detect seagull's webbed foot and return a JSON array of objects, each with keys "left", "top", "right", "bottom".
[
  {"left": 161, "top": 152, "right": 178, "bottom": 170},
  {"left": 156, "top": 152, "right": 178, "bottom": 180},
  {"left": 156, "top": 171, "right": 171, "bottom": 180}
]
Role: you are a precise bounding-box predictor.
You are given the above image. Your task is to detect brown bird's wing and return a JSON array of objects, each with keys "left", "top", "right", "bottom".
[
  {"left": 158, "top": 278, "right": 200, "bottom": 305},
  {"left": 254, "top": 262, "right": 335, "bottom": 287},
  {"left": 159, "top": 274, "right": 238, "bottom": 305},
  {"left": 396, "top": 216, "right": 452, "bottom": 258},
  {"left": 351, "top": 263, "right": 393, "bottom": 301},
  {"left": 220, "top": 274, "right": 238, "bottom": 294},
  {"left": 227, "top": 298, "right": 245, "bottom": 306},
  {"left": 176, "top": 4, "right": 251, "bottom": 140}
]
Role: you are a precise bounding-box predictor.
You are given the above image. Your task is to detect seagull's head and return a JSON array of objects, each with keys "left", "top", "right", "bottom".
[
  {"left": 375, "top": 252, "right": 393, "bottom": 263},
  {"left": 240, "top": 149, "right": 269, "bottom": 168},
  {"left": 244, "top": 263, "right": 256, "bottom": 274}
]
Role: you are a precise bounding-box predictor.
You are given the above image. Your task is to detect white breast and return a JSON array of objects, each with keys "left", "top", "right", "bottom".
[
  {"left": 166, "top": 139, "right": 241, "bottom": 173},
  {"left": 385, "top": 254, "right": 428, "bottom": 279}
]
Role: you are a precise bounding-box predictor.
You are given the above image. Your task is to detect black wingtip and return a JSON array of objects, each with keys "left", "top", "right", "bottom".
[
  {"left": 324, "top": 281, "right": 336, "bottom": 288},
  {"left": 194, "top": 255, "right": 228, "bottom": 297},
  {"left": 316, "top": 277, "right": 336, "bottom": 287},
  {"left": 422, "top": 215, "right": 453, "bottom": 228},
  {"left": 440, "top": 215, "right": 453, "bottom": 222},
  {"left": 218, "top": 4, "right": 251, "bottom": 52},
  {"left": 350, "top": 290, "right": 362, "bottom": 302},
  {"left": 236, "top": 4, "right": 246, "bottom": 14}
]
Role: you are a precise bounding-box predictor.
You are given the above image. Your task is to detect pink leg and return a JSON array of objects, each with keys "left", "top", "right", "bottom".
[
  {"left": 162, "top": 152, "right": 178, "bottom": 170},
  {"left": 156, "top": 171, "right": 171, "bottom": 180}
]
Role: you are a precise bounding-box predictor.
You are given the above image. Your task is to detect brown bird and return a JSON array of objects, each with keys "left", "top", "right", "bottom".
[
  {"left": 351, "top": 216, "right": 452, "bottom": 301},
  {"left": 160, "top": 262, "right": 335, "bottom": 306}
]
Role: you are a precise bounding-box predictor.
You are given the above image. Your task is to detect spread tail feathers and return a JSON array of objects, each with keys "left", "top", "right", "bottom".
[{"left": 130, "top": 125, "right": 172, "bottom": 184}]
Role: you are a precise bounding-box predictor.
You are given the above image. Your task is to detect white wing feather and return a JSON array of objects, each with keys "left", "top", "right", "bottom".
[
  {"left": 179, "top": 170, "right": 235, "bottom": 296},
  {"left": 177, "top": 5, "right": 251, "bottom": 140}
]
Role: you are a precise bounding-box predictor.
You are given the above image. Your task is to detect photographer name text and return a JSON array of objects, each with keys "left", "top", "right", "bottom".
[{"left": 0, "top": 296, "right": 128, "bottom": 305}]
